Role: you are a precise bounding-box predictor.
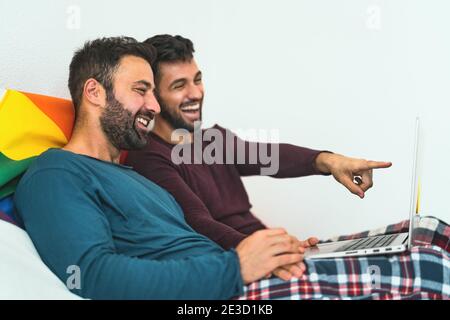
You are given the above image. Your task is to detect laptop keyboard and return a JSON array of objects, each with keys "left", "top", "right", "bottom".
[{"left": 337, "top": 234, "right": 398, "bottom": 252}]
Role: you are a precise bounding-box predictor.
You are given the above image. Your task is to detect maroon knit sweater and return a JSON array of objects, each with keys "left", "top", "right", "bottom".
[{"left": 125, "top": 124, "right": 326, "bottom": 249}]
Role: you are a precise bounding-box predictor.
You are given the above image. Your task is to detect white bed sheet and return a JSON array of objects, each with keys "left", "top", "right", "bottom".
[{"left": 0, "top": 219, "right": 82, "bottom": 300}]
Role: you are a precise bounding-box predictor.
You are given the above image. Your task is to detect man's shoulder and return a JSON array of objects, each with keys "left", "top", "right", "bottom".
[
  {"left": 207, "top": 124, "right": 238, "bottom": 139},
  {"left": 27, "top": 148, "right": 71, "bottom": 171},
  {"left": 19, "top": 148, "right": 90, "bottom": 185},
  {"left": 126, "top": 133, "right": 175, "bottom": 164},
  {"left": 210, "top": 123, "right": 227, "bottom": 133},
  {"left": 126, "top": 125, "right": 234, "bottom": 167},
  {"left": 14, "top": 149, "right": 85, "bottom": 203}
]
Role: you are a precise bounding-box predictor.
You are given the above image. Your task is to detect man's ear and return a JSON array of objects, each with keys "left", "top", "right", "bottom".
[{"left": 83, "top": 78, "right": 106, "bottom": 107}]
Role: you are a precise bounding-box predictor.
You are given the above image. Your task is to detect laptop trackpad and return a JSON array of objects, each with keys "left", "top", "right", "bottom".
[{"left": 305, "top": 239, "right": 354, "bottom": 256}]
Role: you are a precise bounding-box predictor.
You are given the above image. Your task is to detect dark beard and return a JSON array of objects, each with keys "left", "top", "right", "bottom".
[
  {"left": 156, "top": 93, "right": 202, "bottom": 133},
  {"left": 99, "top": 94, "right": 148, "bottom": 150}
]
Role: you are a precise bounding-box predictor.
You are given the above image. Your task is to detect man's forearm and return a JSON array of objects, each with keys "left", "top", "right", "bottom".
[{"left": 74, "top": 250, "right": 244, "bottom": 299}]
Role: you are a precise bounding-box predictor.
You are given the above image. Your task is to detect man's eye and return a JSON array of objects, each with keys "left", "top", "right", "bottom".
[
  {"left": 195, "top": 78, "right": 202, "bottom": 84},
  {"left": 135, "top": 88, "right": 146, "bottom": 95}
]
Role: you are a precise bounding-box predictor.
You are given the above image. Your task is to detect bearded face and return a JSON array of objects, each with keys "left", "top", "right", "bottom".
[
  {"left": 157, "top": 94, "right": 203, "bottom": 133},
  {"left": 100, "top": 93, "right": 155, "bottom": 150}
]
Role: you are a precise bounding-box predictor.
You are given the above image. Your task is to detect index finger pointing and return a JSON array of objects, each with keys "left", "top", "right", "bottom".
[{"left": 366, "top": 161, "right": 392, "bottom": 170}]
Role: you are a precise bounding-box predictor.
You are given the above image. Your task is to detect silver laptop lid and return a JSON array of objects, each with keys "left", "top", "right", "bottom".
[{"left": 407, "top": 117, "right": 420, "bottom": 249}]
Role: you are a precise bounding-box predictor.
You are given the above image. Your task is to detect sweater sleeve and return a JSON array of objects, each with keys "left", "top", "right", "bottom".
[
  {"left": 130, "top": 152, "right": 247, "bottom": 250},
  {"left": 215, "top": 125, "right": 331, "bottom": 178},
  {"left": 14, "top": 169, "right": 244, "bottom": 300}
]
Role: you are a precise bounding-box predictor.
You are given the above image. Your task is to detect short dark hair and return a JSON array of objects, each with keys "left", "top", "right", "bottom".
[
  {"left": 68, "top": 36, "right": 156, "bottom": 112},
  {"left": 143, "top": 34, "right": 195, "bottom": 84}
]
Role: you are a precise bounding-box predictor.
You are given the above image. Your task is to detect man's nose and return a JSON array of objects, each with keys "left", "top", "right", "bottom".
[
  {"left": 187, "top": 83, "right": 203, "bottom": 101},
  {"left": 145, "top": 92, "right": 161, "bottom": 114}
]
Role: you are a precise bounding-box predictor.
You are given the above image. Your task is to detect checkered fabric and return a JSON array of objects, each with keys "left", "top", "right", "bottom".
[{"left": 238, "top": 216, "right": 449, "bottom": 300}]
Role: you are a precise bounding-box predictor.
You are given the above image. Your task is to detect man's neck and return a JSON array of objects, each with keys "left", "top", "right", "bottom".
[
  {"left": 152, "top": 117, "right": 194, "bottom": 145},
  {"left": 63, "top": 120, "right": 121, "bottom": 164}
]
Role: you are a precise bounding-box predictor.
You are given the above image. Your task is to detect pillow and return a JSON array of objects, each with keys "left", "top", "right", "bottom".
[
  {"left": 0, "top": 88, "right": 74, "bottom": 225},
  {"left": 0, "top": 89, "right": 81, "bottom": 299},
  {"left": 0, "top": 219, "right": 83, "bottom": 299}
]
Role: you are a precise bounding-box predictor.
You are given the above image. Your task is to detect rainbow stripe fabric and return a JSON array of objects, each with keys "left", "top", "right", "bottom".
[{"left": 0, "top": 88, "right": 74, "bottom": 225}]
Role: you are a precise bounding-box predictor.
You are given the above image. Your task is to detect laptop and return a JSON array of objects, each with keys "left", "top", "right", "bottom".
[{"left": 304, "top": 117, "right": 421, "bottom": 259}]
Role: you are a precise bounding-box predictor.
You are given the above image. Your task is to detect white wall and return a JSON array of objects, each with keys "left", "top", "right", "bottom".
[{"left": 1, "top": 0, "right": 449, "bottom": 239}]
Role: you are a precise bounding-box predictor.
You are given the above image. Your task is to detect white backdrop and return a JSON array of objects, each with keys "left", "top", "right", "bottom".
[{"left": 1, "top": 0, "right": 449, "bottom": 239}]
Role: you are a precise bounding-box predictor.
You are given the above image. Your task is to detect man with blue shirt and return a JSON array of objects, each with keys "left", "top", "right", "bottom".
[{"left": 14, "top": 37, "right": 306, "bottom": 299}]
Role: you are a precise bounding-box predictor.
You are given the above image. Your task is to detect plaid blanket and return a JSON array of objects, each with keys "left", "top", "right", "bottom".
[{"left": 238, "top": 216, "right": 449, "bottom": 300}]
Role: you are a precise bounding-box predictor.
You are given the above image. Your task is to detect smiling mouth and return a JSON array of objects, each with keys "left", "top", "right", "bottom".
[
  {"left": 135, "top": 112, "right": 155, "bottom": 133},
  {"left": 179, "top": 103, "right": 201, "bottom": 122},
  {"left": 180, "top": 103, "right": 200, "bottom": 113}
]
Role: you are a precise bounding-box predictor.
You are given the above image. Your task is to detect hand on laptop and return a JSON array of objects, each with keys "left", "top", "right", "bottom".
[
  {"left": 271, "top": 236, "right": 319, "bottom": 281},
  {"left": 236, "top": 228, "right": 307, "bottom": 284},
  {"left": 315, "top": 152, "right": 392, "bottom": 199}
]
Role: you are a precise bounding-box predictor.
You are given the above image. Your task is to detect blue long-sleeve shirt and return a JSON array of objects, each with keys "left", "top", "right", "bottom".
[{"left": 14, "top": 149, "right": 244, "bottom": 299}]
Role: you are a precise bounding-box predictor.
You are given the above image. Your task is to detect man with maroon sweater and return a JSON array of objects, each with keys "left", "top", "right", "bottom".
[{"left": 125, "top": 34, "right": 392, "bottom": 281}]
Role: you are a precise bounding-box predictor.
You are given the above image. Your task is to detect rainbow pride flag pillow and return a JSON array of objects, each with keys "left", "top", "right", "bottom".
[{"left": 0, "top": 88, "right": 74, "bottom": 225}]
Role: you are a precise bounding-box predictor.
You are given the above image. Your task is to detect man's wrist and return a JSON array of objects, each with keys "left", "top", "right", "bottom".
[{"left": 314, "top": 151, "right": 334, "bottom": 174}]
